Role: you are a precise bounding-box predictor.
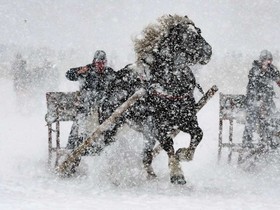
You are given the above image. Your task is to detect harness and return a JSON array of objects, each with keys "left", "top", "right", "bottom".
[
  {"left": 152, "top": 90, "right": 193, "bottom": 100},
  {"left": 152, "top": 83, "right": 204, "bottom": 101}
]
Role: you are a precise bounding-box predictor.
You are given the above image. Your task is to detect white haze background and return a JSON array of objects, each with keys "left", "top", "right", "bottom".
[{"left": 0, "top": 0, "right": 280, "bottom": 209}]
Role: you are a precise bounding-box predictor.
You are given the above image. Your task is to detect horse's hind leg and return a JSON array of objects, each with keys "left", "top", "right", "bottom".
[
  {"left": 142, "top": 117, "right": 157, "bottom": 179},
  {"left": 142, "top": 133, "right": 157, "bottom": 179}
]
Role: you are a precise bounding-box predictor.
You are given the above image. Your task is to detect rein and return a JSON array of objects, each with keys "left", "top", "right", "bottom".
[{"left": 196, "top": 83, "right": 204, "bottom": 95}]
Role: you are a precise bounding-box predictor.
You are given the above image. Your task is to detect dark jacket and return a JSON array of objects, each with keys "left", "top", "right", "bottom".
[
  {"left": 66, "top": 64, "right": 116, "bottom": 111},
  {"left": 245, "top": 60, "right": 280, "bottom": 109}
]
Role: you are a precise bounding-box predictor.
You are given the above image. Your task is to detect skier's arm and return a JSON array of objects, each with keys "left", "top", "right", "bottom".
[
  {"left": 65, "top": 65, "right": 91, "bottom": 81},
  {"left": 270, "top": 65, "right": 280, "bottom": 87}
]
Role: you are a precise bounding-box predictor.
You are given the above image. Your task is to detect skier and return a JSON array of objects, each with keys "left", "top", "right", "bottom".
[
  {"left": 242, "top": 50, "right": 280, "bottom": 149},
  {"left": 65, "top": 50, "right": 116, "bottom": 151}
]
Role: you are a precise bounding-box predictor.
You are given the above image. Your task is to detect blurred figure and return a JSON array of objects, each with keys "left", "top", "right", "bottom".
[
  {"left": 65, "top": 50, "right": 116, "bottom": 151},
  {"left": 11, "top": 53, "right": 30, "bottom": 96},
  {"left": 242, "top": 50, "right": 280, "bottom": 149},
  {"left": 11, "top": 53, "right": 33, "bottom": 114}
]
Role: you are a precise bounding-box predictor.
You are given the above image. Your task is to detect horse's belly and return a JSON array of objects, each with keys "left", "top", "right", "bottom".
[{"left": 153, "top": 98, "right": 195, "bottom": 123}]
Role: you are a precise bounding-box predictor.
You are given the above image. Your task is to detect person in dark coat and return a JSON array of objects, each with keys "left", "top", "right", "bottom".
[
  {"left": 242, "top": 50, "right": 280, "bottom": 148},
  {"left": 65, "top": 50, "right": 116, "bottom": 150}
]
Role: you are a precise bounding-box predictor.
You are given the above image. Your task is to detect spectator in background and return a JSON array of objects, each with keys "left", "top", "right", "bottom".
[{"left": 12, "top": 53, "right": 30, "bottom": 96}]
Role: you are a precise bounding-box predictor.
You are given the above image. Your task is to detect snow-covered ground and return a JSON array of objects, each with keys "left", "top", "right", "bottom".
[
  {"left": 1, "top": 1, "right": 280, "bottom": 209},
  {"left": 1, "top": 77, "right": 280, "bottom": 210}
]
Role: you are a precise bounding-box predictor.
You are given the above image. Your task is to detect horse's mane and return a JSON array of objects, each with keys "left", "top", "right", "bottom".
[{"left": 133, "top": 14, "right": 194, "bottom": 66}]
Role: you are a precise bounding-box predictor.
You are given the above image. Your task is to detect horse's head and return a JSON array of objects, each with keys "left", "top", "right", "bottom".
[
  {"left": 134, "top": 14, "right": 212, "bottom": 73},
  {"left": 165, "top": 16, "right": 212, "bottom": 66}
]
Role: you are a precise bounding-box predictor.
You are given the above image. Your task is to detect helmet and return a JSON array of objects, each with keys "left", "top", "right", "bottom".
[
  {"left": 93, "top": 50, "right": 107, "bottom": 62},
  {"left": 259, "top": 50, "right": 273, "bottom": 61}
]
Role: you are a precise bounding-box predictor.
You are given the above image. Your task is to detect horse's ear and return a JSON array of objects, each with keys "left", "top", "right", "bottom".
[{"left": 184, "top": 15, "right": 188, "bottom": 19}]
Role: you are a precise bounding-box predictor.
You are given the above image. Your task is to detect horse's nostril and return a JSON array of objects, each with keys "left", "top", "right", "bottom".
[{"left": 203, "top": 45, "right": 212, "bottom": 55}]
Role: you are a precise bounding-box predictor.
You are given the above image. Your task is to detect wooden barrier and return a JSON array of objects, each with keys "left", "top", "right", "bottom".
[
  {"left": 45, "top": 91, "right": 80, "bottom": 167},
  {"left": 218, "top": 93, "right": 246, "bottom": 163}
]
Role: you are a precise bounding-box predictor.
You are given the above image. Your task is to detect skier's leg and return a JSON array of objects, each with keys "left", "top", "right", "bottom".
[
  {"left": 242, "top": 109, "right": 256, "bottom": 148},
  {"left": 66, "top": 120, "right": 82, "bottom": 149}
]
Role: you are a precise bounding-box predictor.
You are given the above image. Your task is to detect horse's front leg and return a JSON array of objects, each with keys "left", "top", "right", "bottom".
[
  {"left": 160, "top": 135, "right": 186, "bottom": 185},
  {"left": 176, "top": 124, "right": 203, "bottom": 162}
]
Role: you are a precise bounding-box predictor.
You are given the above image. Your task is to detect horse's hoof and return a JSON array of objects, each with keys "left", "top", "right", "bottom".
[
  {"left": 56, "top": 164, "right": 77, "bottom": 178},
  {"left": 145, "top": 165, "right": 157, "bottom": 180},
  {"left": 170, "top": 175, "right": 186, "bottom": 185},
  {"left": 175, "top": 147, "right": 195, "bottom": 162},
  {"left": 147, "top": 172, "right": 157, "bottom": 180}
]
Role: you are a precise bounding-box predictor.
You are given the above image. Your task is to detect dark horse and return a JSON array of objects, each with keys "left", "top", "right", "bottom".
[{"left": 98, "top": 14, "right": 212, "bottom": 184}]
